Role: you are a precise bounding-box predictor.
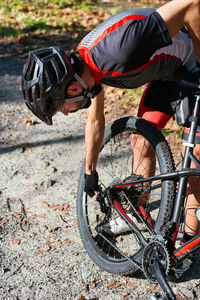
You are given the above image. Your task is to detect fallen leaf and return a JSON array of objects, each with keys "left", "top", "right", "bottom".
[
  {"left": 178, "top": 292, "right": 186, "bottom": 300},
  {"left": 60, "top": 211, "right": 66, "bottom": 217},
  {"left": 73, "top": 219, "right": 78, "bottom": 227},
  {"left": 38, "top": 214, "right": 46, "bottom": 218},
  {"left": 110, "top": 283, "right": 123, "bottom": 290},
  {"left": 4, "top": 110, "right": 12, "bottom": 114},
  {"left": 39, "top": 265, "right": 45, "bottom": 268},
  {"left": 45, "top": 245, "right": 51, "bottom": 251},
  {"left": 35, "top": 250, "right": 43, "bottom": 256},
  {"left": 40, "top": 200, "right": 49, "bottom": 208},
  {"left": 55, "top": 241, "right": 62, "bottom": 245},
  {"left": 78, "top": 296, "right": 85, "bottom": 300},
  {"left": 65, "top": 134, "right": 73, "bottom": 139},
  {"left": 106, "top": 278, "right": 115, "bottom": 287},
  {"left": 12, "top": 237, "right": 21, "bottom": 245},
  {"left": 12, "top": 213, "right": 21, "bottom": 219},
  {"left": 150, "top": 283, "right": 157, "bottom": 291},
  {"left": 63, "top": 239, "right": 71, "bottom": 244},
  {"left": 24, "top": 119, "right": 35, "bottom": 126},
  {"left": 52, "top": 205, "right": 59, "bottom": 211},
  {"left": 126, "top": 282, "right": 136, "bottom": 287}
]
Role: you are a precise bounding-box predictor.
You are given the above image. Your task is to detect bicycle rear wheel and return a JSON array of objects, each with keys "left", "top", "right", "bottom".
[{"left": 77, "top": 117, "right": 176, "bottom": 275}]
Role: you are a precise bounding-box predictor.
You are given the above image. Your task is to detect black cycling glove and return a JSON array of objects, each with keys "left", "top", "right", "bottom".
[{"left": 84, "top": 171, "right": 99, "bottom": 198}]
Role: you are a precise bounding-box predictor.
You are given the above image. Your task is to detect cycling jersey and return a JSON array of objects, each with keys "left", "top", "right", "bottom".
[{"left": 77, "top": 8, "right": 196, "bottom": 89}]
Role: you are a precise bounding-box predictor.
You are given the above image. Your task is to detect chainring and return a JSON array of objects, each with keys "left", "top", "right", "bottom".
[{"left": 142, "top": 239, "right": 170, "bottom": 283}]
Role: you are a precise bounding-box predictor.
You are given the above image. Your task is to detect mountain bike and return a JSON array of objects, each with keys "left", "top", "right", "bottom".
[{"left": 77, "top": 67, "right": 200, "bottom": 299}]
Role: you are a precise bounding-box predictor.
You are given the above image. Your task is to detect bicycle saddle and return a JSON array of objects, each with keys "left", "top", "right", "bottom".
[{"left": 174, "top": 66, "right": 200, "bottom": 90}]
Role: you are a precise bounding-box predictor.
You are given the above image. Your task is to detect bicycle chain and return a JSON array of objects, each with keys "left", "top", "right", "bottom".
[{"left": 98, "top": 232, "right": 143, "bottom": 271}]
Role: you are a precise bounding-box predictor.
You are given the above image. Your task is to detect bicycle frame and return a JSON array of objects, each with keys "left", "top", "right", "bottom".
[
  {"left": 97, "top": 92, "right": 200, "bottom": 300},
  {"left": 104, "top": 92, "right": 200, "bottom": 260}
]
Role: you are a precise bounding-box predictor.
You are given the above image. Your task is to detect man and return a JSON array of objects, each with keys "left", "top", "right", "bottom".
[{"left": 22, "top": 0, "right": 200, "bottom": 278}]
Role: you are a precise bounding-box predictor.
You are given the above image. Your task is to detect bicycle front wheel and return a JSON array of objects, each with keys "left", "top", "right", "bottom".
[{"left": 77, "top": 117, "right": 176, "bottom": 275}]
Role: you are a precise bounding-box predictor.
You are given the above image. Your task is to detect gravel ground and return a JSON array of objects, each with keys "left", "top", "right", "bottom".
[{"left": 1, "top": 53, "right": 200, "bottom": 300}]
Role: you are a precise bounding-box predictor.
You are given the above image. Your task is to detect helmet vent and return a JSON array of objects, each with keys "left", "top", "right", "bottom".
[
  {"left": 35, "top": 84, "right": 40, "bottom": 99},
  {"left": 39, "top": 49, "right": 52, "bottom": 58},
  {"left": 28, "top": 89, "right": 33, "bottom": 102},
  {"left": 30, "top": 60, "right": 36, "bottom": 80},
  {"left": 45, "top": 61, "right": 57, "bottom": 84}
]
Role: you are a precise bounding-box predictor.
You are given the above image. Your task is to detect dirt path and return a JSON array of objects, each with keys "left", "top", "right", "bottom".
[{"left": 1, "top": 53, "right": 200, "bottom": 300}]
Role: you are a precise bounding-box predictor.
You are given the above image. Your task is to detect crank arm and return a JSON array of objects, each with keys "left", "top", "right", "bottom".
[{"left": 149, "top": 256, "right": 176, "bottom": 300}]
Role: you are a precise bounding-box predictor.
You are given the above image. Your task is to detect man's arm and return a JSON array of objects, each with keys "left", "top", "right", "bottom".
[
  {"left": 85, "top": 88, "right": 105, "bottom": 175},
  {"left": 157, "top": 0, "right": 200, "bottom": 62}
]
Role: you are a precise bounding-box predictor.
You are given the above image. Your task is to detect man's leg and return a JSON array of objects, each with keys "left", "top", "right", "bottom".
[
  {"left": 181, "top": 129, "right": 200, "bottom": 238},
  {"left": 157, "top": 0, "right": 200, "bottom": 62},
  {"left": 130, "top": 83, "right": 171, "bottom": 204}
]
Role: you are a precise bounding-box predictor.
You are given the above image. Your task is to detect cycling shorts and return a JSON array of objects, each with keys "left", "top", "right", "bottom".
[{"left": 137, "top": 81, "right": 200, "bottom": 144}]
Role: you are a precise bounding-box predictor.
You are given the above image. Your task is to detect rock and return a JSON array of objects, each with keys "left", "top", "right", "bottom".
[
  {"left": 81, "top": 269, "right": 92, "bottom": 282},
  {"left": 45, "top": 178, "right": 56, "bottom": 188}
]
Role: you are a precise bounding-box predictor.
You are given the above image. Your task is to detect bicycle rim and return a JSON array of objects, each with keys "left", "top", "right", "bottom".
[{"left": 77, "top": 117, "right": 176, "bottom": 275}]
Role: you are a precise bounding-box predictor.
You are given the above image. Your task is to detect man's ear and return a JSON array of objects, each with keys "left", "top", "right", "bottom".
[{"left": 67, "top": 81, "right": 83, "bottom": 96}]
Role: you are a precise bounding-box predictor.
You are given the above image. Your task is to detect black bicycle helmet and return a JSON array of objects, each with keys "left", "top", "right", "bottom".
[
  {"left": 22, "top": 46, "right": 76, "bottom": 125},
  {"left": 22, "top": 46, "right": 102, "bottom": 125}
]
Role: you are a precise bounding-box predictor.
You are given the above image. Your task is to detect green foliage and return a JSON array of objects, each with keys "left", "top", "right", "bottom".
[
  {"left": 0, "top": 0, "right": 100, "bottom": 40},
  {"left": 109, "top": 6, "right": 122, "bottom": 15},
  {"left": 0, "top": 23, "right": 18, "bottom": 39},
  {"left": 162, "top": 128, "right": 174, "bottom": 137}
]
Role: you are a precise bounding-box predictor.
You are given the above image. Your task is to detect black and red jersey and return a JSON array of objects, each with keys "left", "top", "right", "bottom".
[{"left": 77, "top": 8, "right": 196, "bottom": 89}]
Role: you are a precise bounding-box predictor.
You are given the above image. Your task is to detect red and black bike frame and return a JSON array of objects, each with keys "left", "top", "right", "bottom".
[{"left": 106, "top": 92, "right": 200, "bottom": 263}]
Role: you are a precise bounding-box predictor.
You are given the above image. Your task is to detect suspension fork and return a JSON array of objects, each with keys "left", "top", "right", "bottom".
[{"left": 172, "top": 95, "right": 200, "bottom": 228}]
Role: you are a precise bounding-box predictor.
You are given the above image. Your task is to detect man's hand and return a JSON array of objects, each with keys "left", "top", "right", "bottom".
[{"left": 84, "top": 171, "right": 99, "bottom": 198}]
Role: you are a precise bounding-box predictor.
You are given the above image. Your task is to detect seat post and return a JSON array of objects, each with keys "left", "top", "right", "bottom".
[{"left": 172, "top": 94, "right": 200, "bottom": 224}]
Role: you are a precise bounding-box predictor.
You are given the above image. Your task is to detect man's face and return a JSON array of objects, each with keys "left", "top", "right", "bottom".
[{"left": 57, "top": 98, "right": 88, "bottom": 116}]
